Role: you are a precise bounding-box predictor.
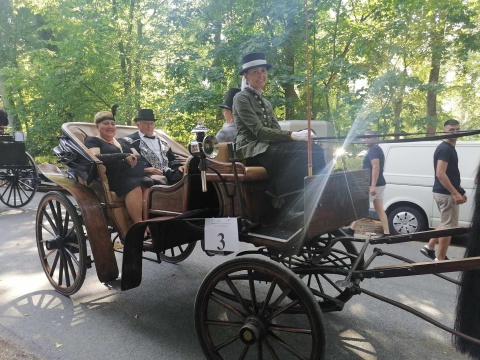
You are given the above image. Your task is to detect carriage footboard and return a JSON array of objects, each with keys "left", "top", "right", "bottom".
[{"left": 121, "top": 211, "right": 210, "bottom": 290}]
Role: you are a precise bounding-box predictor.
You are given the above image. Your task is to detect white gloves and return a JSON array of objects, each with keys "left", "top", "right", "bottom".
[{"left": 290, "top": 129, "right": 315, "bottom": 141}]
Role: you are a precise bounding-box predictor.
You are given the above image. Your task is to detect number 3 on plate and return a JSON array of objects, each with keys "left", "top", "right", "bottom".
[{"left": 204, "top": 218, "right": 239, "bottom": 252}]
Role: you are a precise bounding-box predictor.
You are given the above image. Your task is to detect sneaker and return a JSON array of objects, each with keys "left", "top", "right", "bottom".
[
  {"left": 420, "top": 245, "right": 435, "bottom": 260},
  {"left": 113, "top": 240, "right": 124, "bottom": 250},
  {"left": 342, "top": 227, "right": 355, "bottom": 236}
]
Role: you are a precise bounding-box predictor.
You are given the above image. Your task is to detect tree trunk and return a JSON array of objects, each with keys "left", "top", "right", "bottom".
[
  {"left": 282, "top": 49, "right": 299, "bottom": 120},
  {"left": 426, "top": 12, "right": 445, "bottom": 136}
]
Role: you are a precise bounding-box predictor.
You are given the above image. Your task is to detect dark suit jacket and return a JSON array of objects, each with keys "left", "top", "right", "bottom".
[
  {"left": 233, "top": 88, "right": 291, "bottom": 160},
  {"left": 123, "top": 131, "right": 183, "bottom": 184}
]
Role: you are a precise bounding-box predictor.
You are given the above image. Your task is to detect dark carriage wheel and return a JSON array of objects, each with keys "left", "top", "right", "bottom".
[
  {"left": 283, "top": 235, "right": 364, "bottom": 313},
  {"left": 0, "top": 152, "right": 38, "bottom": 208},
  {"left": 36, "top": 191, "right": 88, "bottom": 296},
  {"left": 159, "top": 242, "right": 196, "bottom": 264},
  {"left": 195, "top": 257, "right": 326, "bottom": 360}
]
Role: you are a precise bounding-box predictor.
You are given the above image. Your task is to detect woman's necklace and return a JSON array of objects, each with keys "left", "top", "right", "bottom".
[{"left": 97, "top": 135, "right": 123, "bottom": 152}]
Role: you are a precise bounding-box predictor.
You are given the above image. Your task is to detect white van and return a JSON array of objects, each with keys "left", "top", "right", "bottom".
[{"left": 379, "top": 141, "right": 480, "bottom": 234}]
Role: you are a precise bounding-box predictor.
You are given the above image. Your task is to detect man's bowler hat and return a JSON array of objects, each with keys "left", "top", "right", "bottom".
[
  {"left": 134, "top": 109, "right": 156, "bottom": 122},
  {"left": 219, "top": 88, "right": 241, "bottom": 110}
]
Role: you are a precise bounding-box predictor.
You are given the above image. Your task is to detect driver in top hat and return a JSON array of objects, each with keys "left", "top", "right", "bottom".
[
  {"left": 233, "top": 52, "right": 326, "bottom": 206},
  {"left": 123, "top": 109, "right": 184, "bottom": 185}
]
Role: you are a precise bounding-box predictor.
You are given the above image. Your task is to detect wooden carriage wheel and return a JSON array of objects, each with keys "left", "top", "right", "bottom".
[
  {"left": 195, "top": 257, "right": 326, "bottom": 360},
  {"left": 36, "top": 191, "right": 89, "bottom": 296},
  {"left": 158, "top": 242, "right": 197, "bottom": 263},
  {"left": 282, "top": 234, "right": 364, "bottom": 312},
  {"left": 0, "top": 152, "right": 38, "bottom": 208}
]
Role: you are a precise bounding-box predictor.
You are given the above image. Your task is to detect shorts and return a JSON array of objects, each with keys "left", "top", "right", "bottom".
[
  {"left": 369, "top": 185, "right": 385, "bottom": 203},
  {"left": 433, "top": 192, "right": 459, "bottom": 229}
]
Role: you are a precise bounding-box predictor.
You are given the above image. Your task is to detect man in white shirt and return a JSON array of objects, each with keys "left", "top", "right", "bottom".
[{"left": 124, "top": 109, "right": 184, "bottom": 185}]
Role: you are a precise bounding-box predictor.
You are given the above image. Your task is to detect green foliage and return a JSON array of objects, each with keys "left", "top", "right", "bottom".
[{"left": 0, "top": 0, "right": 479, "bottom": 163}]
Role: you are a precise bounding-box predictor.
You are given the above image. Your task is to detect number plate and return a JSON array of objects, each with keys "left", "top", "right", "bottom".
[{"left": 204, "top": 218, "right": 239, "bottom": 253}]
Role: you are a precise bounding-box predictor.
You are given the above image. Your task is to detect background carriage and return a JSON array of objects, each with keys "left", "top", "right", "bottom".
[{"left": 0, "top": 127, "right": 39, "bottom": 208}]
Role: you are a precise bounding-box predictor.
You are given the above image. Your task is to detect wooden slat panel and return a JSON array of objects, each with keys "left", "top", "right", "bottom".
[{"left": 306, "top": 170, "right": 370, "bottom": 237}]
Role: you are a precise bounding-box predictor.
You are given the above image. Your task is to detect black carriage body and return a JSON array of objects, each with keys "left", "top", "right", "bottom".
[
  {"left": 0, "top": 141, "right": 28, "bottom": 166},
  {"left": 0, "top": 131, "right": 39, "bottom": 207}
]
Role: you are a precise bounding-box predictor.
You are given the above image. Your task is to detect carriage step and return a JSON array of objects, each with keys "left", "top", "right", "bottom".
[{"left": 248, "top": 226, "right": 303, "bottom": 243}]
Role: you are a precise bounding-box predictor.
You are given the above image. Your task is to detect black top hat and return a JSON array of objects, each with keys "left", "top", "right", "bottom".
[
  {"left": 219, "top": 88, "right": 241, "bottom": 110},
  {"left": 134, "top": 109, "right": 156, "bottom": 122},
  {"left": 238, "top": 52, "right": 273, "bottom": 75}
]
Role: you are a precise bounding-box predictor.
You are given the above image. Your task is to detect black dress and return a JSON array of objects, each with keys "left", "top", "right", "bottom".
[{"left": 84, "top": 136, "right": 153, "bottom": 196}]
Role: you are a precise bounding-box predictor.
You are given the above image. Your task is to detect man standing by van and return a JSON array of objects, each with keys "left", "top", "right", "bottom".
[
  {"left": 344, "top": 131, "right": 390, "bottom": 237},
  {"left": 421, "top": 119, "right": 467, "bottom": 261}
]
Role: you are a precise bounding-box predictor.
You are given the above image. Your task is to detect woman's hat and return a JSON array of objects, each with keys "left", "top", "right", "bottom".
[
  {"left": 238, "top": 52, "right": 273, "bottom": 75},
  {"left": 219, "top": 88, "right": 241, "bottom": 110},
  {"left": 94, "top": 111, "right": 115, "bottom": 124},
  {"left": 134, "top": 109, "right": 156, "bottom": 122}
]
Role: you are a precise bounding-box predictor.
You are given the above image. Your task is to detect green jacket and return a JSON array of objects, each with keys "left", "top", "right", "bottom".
[{"left": 233, "top": 88, "right": 292, "bottom": 160}]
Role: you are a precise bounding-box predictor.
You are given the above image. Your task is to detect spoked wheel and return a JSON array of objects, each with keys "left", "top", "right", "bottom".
[
  {"left": 282, "top": 234, "right": 364, "bottom": 312},
  {"left": 195, "top": 257, "right": 326, "bottom": 360},
  {"left": 0, "top": 153, "right": 38, "bottom": 208},
  {"left": 159, "top": 242, "right": 196, "bottom": 263},
  {"left": 36, "top": 191, "right": 88, "bottom": 296}
]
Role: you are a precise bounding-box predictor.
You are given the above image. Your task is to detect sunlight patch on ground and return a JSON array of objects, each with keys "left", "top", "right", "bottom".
[
  {"left": 397, "top": 293, "right": 442, "bottom": 318},
  {"left": 340, "top": 328, "right": 377, "bottom": 359},
  {"left": 347, "top": 302, "right": 368, "bottom": 317},
  {"left": 0, "top": 209, "right": 24, "bottom": 216},
  {"left": 0, "top": 273, "right": 49, "bottom": 305}
]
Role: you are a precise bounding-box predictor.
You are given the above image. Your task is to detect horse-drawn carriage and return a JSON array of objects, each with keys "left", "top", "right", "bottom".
[
  {"left": 0, "top": 128, "right": 39, "bottom": 208},
  {"left": 35, "top": 121, "right": 480, "bottom": 359}
]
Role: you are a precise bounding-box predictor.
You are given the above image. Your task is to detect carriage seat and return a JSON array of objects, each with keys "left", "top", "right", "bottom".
[
  {"left": 206, "top": 142, "right": 267, "bottom": 183},
  {"left": 61, "top": 122, "right": 191, "bottom": 239}
]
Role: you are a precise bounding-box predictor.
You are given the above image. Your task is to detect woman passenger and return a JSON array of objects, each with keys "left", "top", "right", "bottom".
[
  {"left": 84, "top": 111, "right": 153, "bottom": 223},
  {"left": 233, "top": 52, "right": 326, "bottom": 206}
]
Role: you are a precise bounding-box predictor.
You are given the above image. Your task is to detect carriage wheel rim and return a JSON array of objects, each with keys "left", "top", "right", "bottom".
[
  {"left": 195, "top": 257, "right": 326, "bottom": 360},
  {"left": 36, "top": 191, "right": 87, "bottom": 296}
]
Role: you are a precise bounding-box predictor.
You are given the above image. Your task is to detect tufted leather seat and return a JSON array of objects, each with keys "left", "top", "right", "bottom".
[
  {"left": 205, "top": 142, "right": 268, "bottom": 221},
  {"left": 206, "top": 142, "right": 267, "bottom": 183},
  {"left": 62, "top": 122, "right": 190, "bottom": 240}
]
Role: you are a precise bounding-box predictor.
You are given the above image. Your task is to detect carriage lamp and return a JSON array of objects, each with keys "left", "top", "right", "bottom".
[
  {"left": 188, "top": 123, "right": 220, "bottom": 192},
  {"left": 188, "top": 123, "right": 209, "bottom": 156}
]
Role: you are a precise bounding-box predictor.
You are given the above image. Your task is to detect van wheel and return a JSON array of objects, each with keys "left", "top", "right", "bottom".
[{"left": 388, "top": 206, "right": 428, "bottom": 235}]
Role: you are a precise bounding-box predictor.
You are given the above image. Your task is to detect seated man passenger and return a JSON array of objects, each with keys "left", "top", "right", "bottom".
[{"left": 123, "top": 109, "right": 184, "bottom": 185}]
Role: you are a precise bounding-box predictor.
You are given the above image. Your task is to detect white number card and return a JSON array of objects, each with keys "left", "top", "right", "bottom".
[{"left": 204, "top": 218, "right": 239, "bottom": 252}]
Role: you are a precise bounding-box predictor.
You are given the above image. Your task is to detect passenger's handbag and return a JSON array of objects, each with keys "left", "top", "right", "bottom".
[{"left": 122, "top": 160, "right": 147, "bottom": 178}]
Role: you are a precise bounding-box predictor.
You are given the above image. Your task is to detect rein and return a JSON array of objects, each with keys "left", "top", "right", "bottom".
[{"left": 311, "top": 129, "right": 480, "bottom": 144}]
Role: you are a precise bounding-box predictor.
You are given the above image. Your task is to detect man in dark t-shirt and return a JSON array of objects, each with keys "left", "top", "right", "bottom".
[
  {"left": 344, "top": 131, "right": 390, "bottom": 237},
  {"left": 420, "top": 119, "right": 467, "bottom": 261}
]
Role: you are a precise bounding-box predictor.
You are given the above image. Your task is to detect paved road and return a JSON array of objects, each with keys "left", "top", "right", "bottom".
[{"left": 0, "top": 192, "right": 470, "bottom": 359}]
